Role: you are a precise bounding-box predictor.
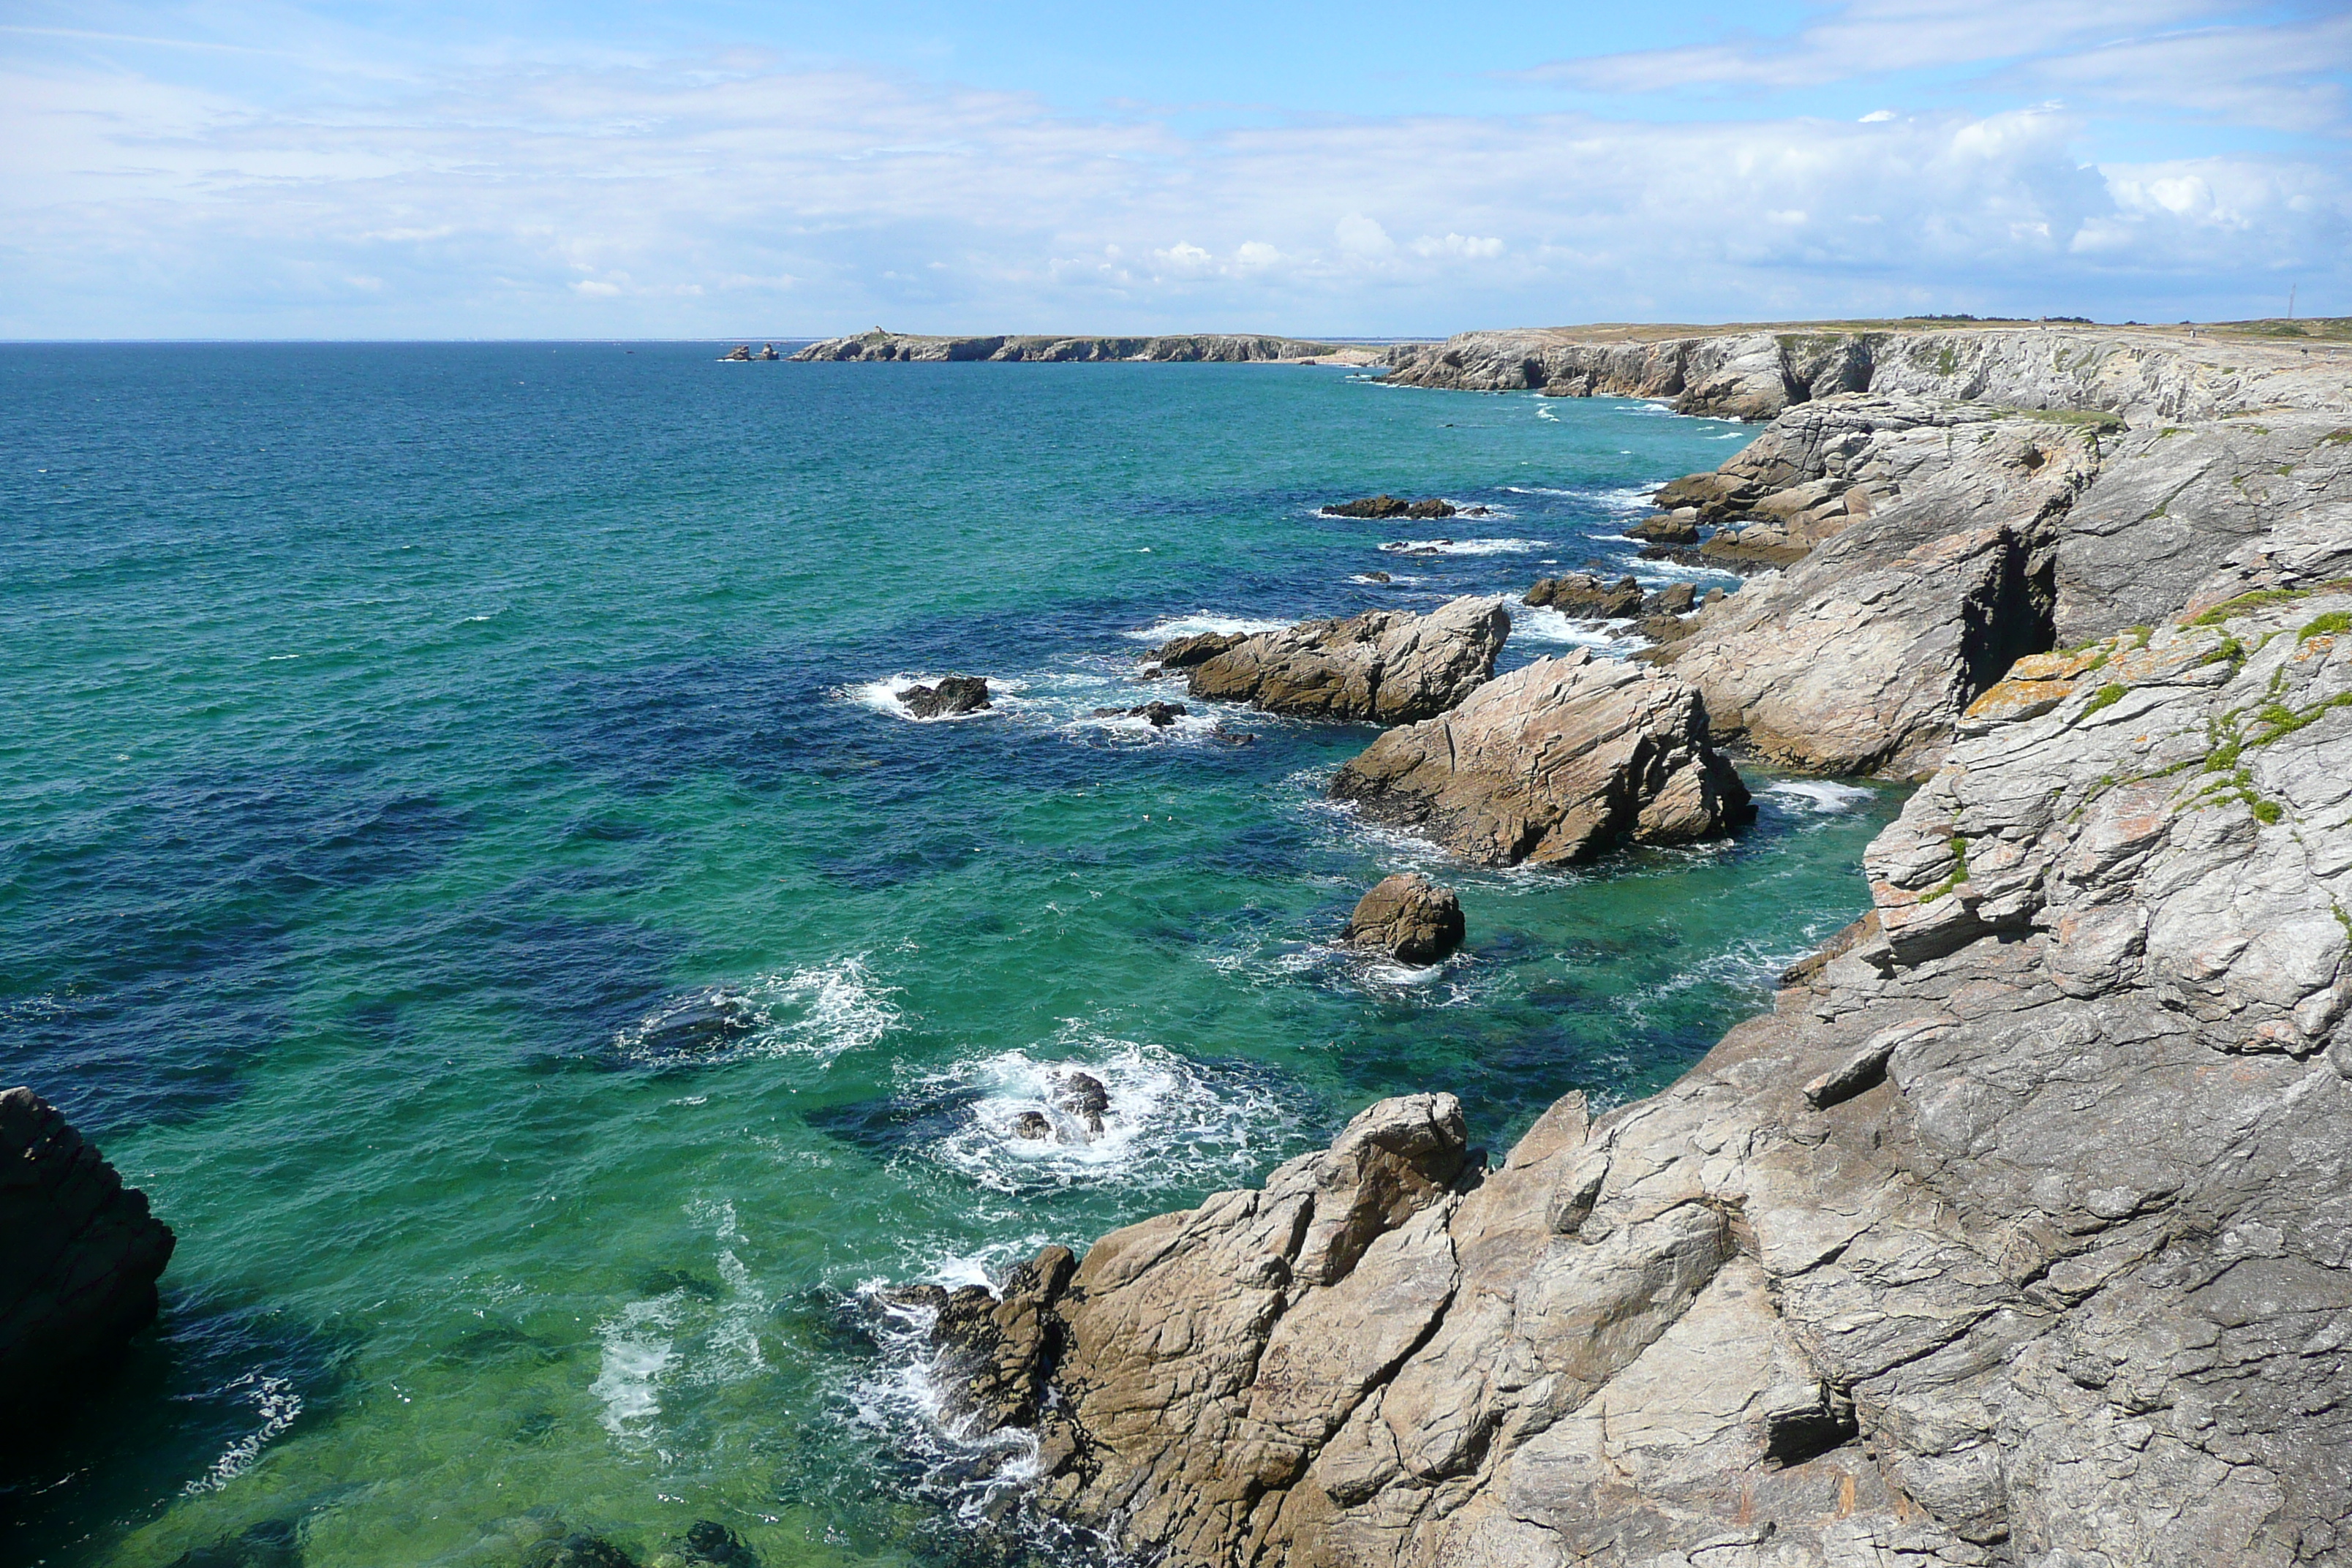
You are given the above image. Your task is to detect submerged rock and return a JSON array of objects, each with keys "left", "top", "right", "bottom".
[
  {"left": 1330, "top": 651, "right": 1752, "bottom": 865},
  {"left": 1322, "top": 495, "right": 1455, "bottom": 520},
  {"left": 899, "top": 676, "right": 991, "bottom": 718},
  {"left": 164, "top": 1520, "right": 300, "bottom": 1568},
  {"left": 677, "top": 1521, "right": 755, "bottom": 1566},
  {"left": 1187, "top": 597, "right": 1510, "bottom": 724},
  {"left": 1, "top": 1086, "right": 176, "bottom": 1422},
  {"left": 1088, "top": 701, "right": 1187, "bottom": 728},
  {"left": 626, "top": 989, "right": 761, "bottom": 1056},
  {"left": 1342, "top": 872, "right": 1466, "bottom": 965}
]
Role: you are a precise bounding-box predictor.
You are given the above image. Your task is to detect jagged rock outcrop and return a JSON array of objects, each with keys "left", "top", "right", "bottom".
[
  {"left": 1324, "top": 497, "right": 1457, "bottom": 520},
  {"left": 1328, "top": 652, "right": 1752, "bottom": 865},
  {"left": 1, "top": 1087, "right": 176, "bottom": 1418},
  {"left": 1188, "top": 598, "right": 1511, "bottom": 724},
  {"left": 1382, "top": 324, "right": 2352, "bottom": 425},
  {"left": 793, "top": 330, "right": 1357, "bottom": 363},
  {"left": 913, "top": 581, "right": 2352, "bottom": 1568},
  {"left": 1523, "top": 574, "right": 1645, "bottom": 619},
  {"left": 1343, "top": 873, "right": 1466, "bottom": 965},
  {"left": 1646, "top": 396, "right": 2102, "bottom": 774},
  {"left": 901, "top": 676, "right": 992, "bottom": 717}
]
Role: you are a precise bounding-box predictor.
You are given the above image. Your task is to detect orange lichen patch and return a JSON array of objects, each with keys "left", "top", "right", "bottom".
[
  {"left": 2005, "top": 648, "right": 2108, "bottom": 682},
  {"left": 1964, "top": 676, "right": 2078, "bottom": 725}
]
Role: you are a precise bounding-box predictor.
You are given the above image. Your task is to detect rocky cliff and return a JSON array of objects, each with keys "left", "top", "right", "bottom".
[
  {"left": 1380, "top": 323, "right": 2352, "bottom": 426},
  {"left": 1, "top": 1087, "right": 176, "bottom": 1422},
  {"left": 791, "top": 330, "right": 1366, "bottom": 363},
  {"left": 899, "top": 324, "right": 2352, "bottom": 1567}
]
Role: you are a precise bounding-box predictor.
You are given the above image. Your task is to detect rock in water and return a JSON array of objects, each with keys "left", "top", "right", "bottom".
[
  {"left": 1523, "top": 573, "right": 1646, "bottom": 619},
  {"left": 1049, "top": 1070, "right": 1110, "bottom": 1134},
  {"left": 1, "top": 1087, "right": 176, "bottom": 1420},
  {"left": 680, "top": 1520, "right": 755, "bottom": 1565},
  {"left": 628, "top": 988, "right": 761, "bottom": 1055},
  {"left": 1009, "top": 1111, "right": 1053, "bottom": 1141},
  {"left": 1343, "top": 872, "right": 1466, "bottom": 964},
  {"left": 899, "top": 676, "right": 991, "bottom": 718},
  {"left": 1147, "top": 632, "right": 1245, "bottom": 669},
  {"left": 1322, "top": 495, "right": 1456, "bottom": 519},
  {"left": 1088, "top": 701, "right": 1188, "bottom": 728},
  {"left": 1187, "top": 597, "right": 1510, "bottom": 724},
  {"left": 1330, "top": 651, "right": 1751, "bottom": 865},
  {"left": 1628, "top": 510, "right": 1703, "bottom": 545}
]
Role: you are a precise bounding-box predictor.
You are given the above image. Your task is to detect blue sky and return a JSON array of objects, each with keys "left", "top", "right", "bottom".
[{"left": 5, "top": 0, "right": 2348, "bottom": 336}]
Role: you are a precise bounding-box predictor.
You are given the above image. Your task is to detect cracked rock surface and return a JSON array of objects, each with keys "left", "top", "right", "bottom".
[
  {"left": 1188, "top": 597, "right": 1512, "bottom": 725},
  {"left": 916, "top": 587, "right": 2352, "bottom": 1568}
]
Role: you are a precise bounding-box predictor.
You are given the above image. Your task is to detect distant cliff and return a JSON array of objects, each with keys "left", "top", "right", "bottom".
[
  {"left": 791, "top": 329, "right": 1372, "bottom": 363},
  {"left": 1381, "top": 321, "right": 2352, "bottom": 423}
]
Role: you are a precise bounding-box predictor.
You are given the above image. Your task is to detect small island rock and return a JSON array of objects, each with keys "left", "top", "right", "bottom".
[
  {"left": 1188, "top": 597, "right": 1509, "bottom": 724},
  {"left": 1343, "top": 872, "right": 1466, "bottom": 964},
  {"left": 900, "top": 676, "right": 991, "bottom": 717}
]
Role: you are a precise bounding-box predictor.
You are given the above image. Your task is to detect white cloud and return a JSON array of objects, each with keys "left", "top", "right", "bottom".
[
  {"left": 1333, "top": 213, "right": 1397, "bottom": 257},
  {"left": 1414, "top": 233, "right": 1504, "bottom": 259}
]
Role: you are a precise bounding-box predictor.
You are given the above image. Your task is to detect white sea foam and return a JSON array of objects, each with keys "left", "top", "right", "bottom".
[
  {"left": 1122, "top": 612, "right": 1289, "bottom": 643},
  {"left": 1379, "top": 537, "right": 1551, "bottom": 557},
  {"left": 913, "top": 1034, "right": 1299, "bottom": 1196},
  {"left": 615, "top": 956, "right": 902, "bottom": 1066},
  {"left": 182, "top": 1372, "right": 303, "bottom": 1495},
  {"left": 1763, "top": 780, "right": 1879, "bottom": 814},
  {"left": 844, "top": 675, "right": 1015, "bottom": 723},
  {"left": 1512, "top": 607, "right": 1645, "bottom": 655}
]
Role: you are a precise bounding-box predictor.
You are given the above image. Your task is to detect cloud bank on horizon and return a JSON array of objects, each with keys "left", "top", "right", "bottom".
[{"left": 3, "top": 0, "right": 2347, "bottom": 337}]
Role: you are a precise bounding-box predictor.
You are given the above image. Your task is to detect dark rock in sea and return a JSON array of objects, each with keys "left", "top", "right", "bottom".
[
  {"left": 1460, "top": 505, "right": 1492, "bottom": 517},
  {"left": 1322, "top": 495, "right": 1456, "bottom": 520},
  {"left": 680, "top": 1520, "right": 756, "bottom": 1565},
  {"left": 1, "top": 1086, "right": 176, "bottom": 1422},
  {"left": 1629, "top": 510, "right": 1703, "bottom": 545},
  {"left": 929, "top": 1246, "right": 1077, "bottom": 1429},
  {"left": 1009, "top": 1110, "right": 1053, "bottom": 1141},
  {"left": 1213, "top": 728, "right": 1258, "bottom": 745},
  {"left": 900, "top": 676, "right": 991, "bottom": 718},
  {"left": 1089, "top": 701, "right": 1188, "bottom": 728},
  {"left": 1524, "top": 573, "right": 1645, "bottom": 619},
  {"left": 627, "top": 988, "right": 761, "bottom": 1056},
  {"left": 1343, "top": 872, "right": 1466, "bottom": 965},
  {"left": 721, "top": 345, "right": 751, "bottom": 362},
  {"left": 1147, "top": 633, "right": 1245, "bottom": 669},
  {"left": 1363, "top": 570, "right": 1392, "bottom": 583},
  {"left": 1050, "top": 1071, "right": 1110, "bottom": 1134}
]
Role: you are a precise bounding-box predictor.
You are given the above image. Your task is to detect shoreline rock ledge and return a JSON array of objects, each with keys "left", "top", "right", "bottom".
[
  {"left": 1, "top": 1087, "right": 176, "bottom": 1422},
  {"left": 1330, "top": 651, "right": 1752, "bottom": 864},
  {"left": 908, "top": 584, "right": 2352, "bottom": 1568},
  {"left": 1188, "top": 597, "right": 1511, "bottom": 725}
]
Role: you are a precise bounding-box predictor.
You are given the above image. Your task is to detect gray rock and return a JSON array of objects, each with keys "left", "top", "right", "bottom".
[
  {"left": 1324, "top": 496, "right": 1457, "bottom": 520},
  {"left": 1149, "top": 633, "right": 1245, "bottom": 669},
  {"left": 1524, "top": 573, "right": 1645, "bottom": 619},
  {"left": 1, "top": 1087, "right": 176, "bottom": 1420},
  {"left": 1188, "top": 597, "right": 1510, "bottom": 724},
  {"left": 1328, "top": 651, "right": 1752, "bottom": 865},
  {"left": 1343, "top": 872, "right": 1466, "bottom": 965},
  {"left": 792, "top": 330, "right": 1356, "bottom": 363}
]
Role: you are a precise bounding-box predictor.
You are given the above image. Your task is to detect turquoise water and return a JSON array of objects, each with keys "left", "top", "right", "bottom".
[{"left": 0, "top": 346, "right": 1901, "bottom": 1567}]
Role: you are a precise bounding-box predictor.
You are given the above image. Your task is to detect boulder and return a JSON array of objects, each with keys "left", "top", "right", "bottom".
[
  {"left": 1628, "top": 511, "right": 1703, "bottom": 545},
  {"left": 1187, "top": 597, "right": 1510, "bottom": 724},
  {"left": 1, "top": 1088, "right": 176, "bottom": 1421},
  {"left": 900, "top": 676, "right": 991, "bottom": 718},
  {"left": 1147, "top": 632, "right": 1245, "bottom": 669},
  {"left": 1640, "top": 581, "right": 1697, "bottom": 617},
  {"left": 1324, "top": 495, "right": 1456, "bottom": 520},
  {"left": 1523, "top": 573, "right": 1646, "bottom": 619},
  {"left": 626, "top": 988, "right": 761, "bottom": 1055},
  {"left": 1362, "top": 570, "right": 1393, "bottom": 584},
  {"left": 1329, "top": 651, "right": 1752, "bottom": 865},
  {"left": 1342, "top": 872, "right": 1466, "bottom": 965},
  {"left": 1009, "top": 1111, "right": 1053, "bottom": 1141},
  {"left": 1089, "top": 701, "right": 1187, "bottom": 727},
  {"left": 1050, "top": 1070, "right": 1110, "bottom": 1134}
]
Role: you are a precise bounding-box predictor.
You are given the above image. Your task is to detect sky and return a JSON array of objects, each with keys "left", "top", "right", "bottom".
[{"left": 4, "top": 0, "right": 2349, "bottom": 338}]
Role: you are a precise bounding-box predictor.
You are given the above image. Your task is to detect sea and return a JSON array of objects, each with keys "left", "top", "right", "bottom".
[{"left": 0, "top": 344, "right": 1901, "bottom": 1567}]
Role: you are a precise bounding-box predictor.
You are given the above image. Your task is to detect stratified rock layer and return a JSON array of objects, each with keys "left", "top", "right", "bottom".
[
  {"left": 920, "top": 586, "right": 2352, "bottom": 1568},
  {"left": 1189, "top": 598, "right": 1510, "bottom": 725},
  {"left": 1328, "top": 652, "right": 1751, "bottom": 865},
  {"left": 1, "top": 1087, "right": 176, "bottom": 1417}
]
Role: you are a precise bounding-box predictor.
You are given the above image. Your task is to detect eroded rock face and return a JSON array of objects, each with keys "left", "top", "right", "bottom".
[
  {"left": 912, "top": 586, "right": 2352, "bottom": 1568},
  {"left": 1150, "top": 633, "right": 1246, "bottom": 669},
  {"left": 1342, "top": 873, "right": 1466, "bottom": 965},
  {"left": 1328, "top": 652, "right": 1752, "bottom": 866},
  {"left": 1188, "top": 598, "right": 1510, "bottom": 725},
  {"left": 1, "top": 1087, "right": 176, "bottom": 1418}
]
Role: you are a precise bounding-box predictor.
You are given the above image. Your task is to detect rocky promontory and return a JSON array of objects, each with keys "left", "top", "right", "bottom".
[
  {"left": 791, "top": 330, "right": 1372, "bottom": 363},
  {"left": 1, "top": 1087, "right": 176, "bottom": 1422},
  {"left": 894, "top": 320, "right": 2352, "bottom": 1567}
]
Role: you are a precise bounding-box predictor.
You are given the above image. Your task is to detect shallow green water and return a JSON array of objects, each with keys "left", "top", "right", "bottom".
[{"left": 0, "top": 346, "right": 1900, "bottom": 1567}]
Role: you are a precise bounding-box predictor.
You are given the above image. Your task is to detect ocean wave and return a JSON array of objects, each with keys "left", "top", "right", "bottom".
[
  {"left": 909, "top": 1035, "right": 1300, "bottom": 1196},
  {"left": 1122, "top": 612, "right": 1289, "bottom": 643},
  {"left": 1762, "top": 780, "right": 1879, "bottom": 814},
  {"left": 843, "top": 675, "right": 1016, "bottom": 723},
  {"left": 1511, "top": 607, "right": 1645, "bottom": 654},
  {"left": 614, "top": 957, "right": 902, "bottom": 1066},
  {"left": 592, "top": 1294, "right": 681, "bottom": 1446},
  {"left": 182, "top": 1372, "right": 303, "bottom": 1495},
  {"left": 1379, "top": 537, "right": 1551, "bottom": 557}
]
